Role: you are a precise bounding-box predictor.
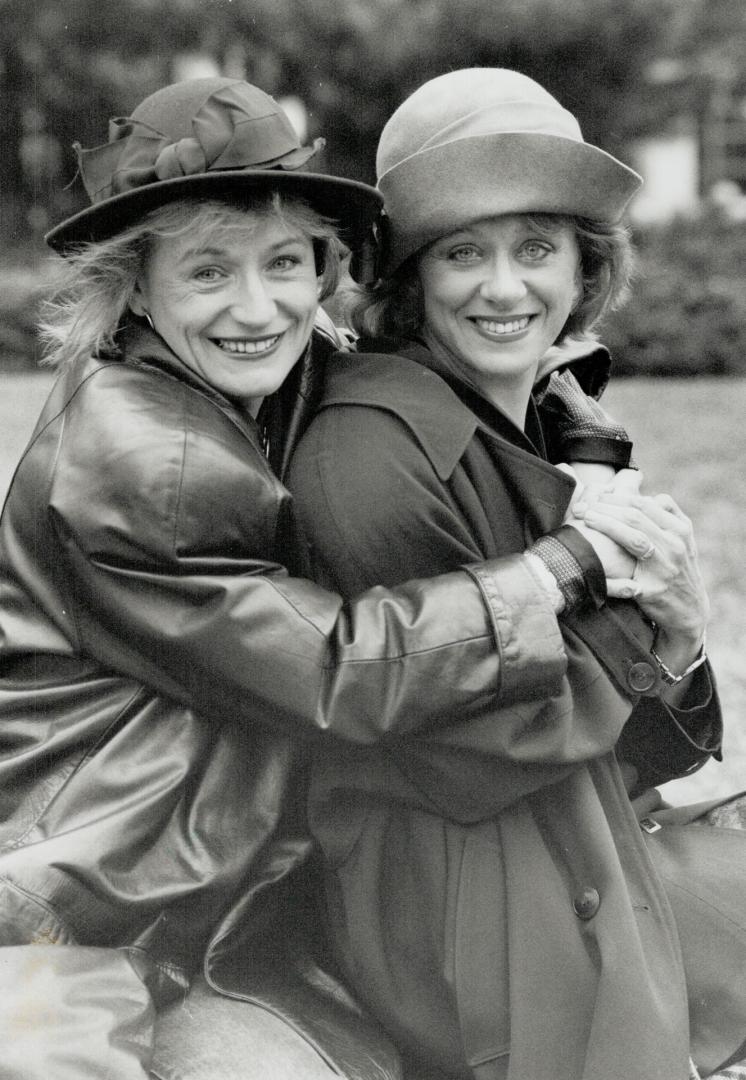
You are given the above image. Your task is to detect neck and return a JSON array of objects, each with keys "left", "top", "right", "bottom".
[
  {"left": 419, "top": 332, "right": 535, "bottom": 431},
  {"left": 476, "top": 376, "right": 533, "bottom": 430}
]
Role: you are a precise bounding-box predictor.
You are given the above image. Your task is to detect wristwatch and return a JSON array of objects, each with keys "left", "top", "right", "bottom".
[{"left": 650, "top": 632, "right": 708, "bottom": 686}]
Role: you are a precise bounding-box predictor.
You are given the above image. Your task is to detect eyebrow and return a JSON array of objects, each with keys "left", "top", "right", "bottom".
[{"left": 178, "top": 233, "right": 309, "bottom": 262}]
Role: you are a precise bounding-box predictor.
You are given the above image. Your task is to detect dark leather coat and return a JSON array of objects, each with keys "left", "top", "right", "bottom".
[{"left": 0, "top": 324, "right": 586, "bottom": 1077}]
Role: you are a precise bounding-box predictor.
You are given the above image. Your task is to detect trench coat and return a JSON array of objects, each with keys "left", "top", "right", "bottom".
[
  {"left": 0, "top": 323, "right": 586, "bottom": 1078},
  {"left": 286, "top": 339, "right": 744, "bottom": 1080}
]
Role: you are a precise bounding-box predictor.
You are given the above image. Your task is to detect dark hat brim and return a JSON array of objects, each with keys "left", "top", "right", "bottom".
[{"left": 45, "top": 169, "right": 383, "bottom": 253}]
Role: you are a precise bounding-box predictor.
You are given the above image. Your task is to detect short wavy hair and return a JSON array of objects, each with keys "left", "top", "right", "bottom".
[
  {"left": 40, "top": 193, "right": 344, "bottom": 369},
  {"left": 348, "top": 214, "right": 635, "bottom": 342}
]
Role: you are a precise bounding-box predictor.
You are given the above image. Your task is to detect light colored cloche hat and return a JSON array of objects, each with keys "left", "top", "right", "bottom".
[
  {"left": 376, "top": 67, "right": 642, "bottom": 276},
  {"left": 46, "top": 77, "right": 382, "bottom": 253}
]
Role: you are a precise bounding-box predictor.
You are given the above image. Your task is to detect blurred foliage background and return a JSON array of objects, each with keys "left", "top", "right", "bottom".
[{"left": 3, "top": 0, "right": 746, "bottom": 372}]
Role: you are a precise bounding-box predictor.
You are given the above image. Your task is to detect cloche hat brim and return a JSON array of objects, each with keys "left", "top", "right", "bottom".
[{"left": 378, "top": 131, "right": 640, "bottom": 275}]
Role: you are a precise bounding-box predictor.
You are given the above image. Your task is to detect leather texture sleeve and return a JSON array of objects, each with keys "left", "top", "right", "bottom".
[
  {"left": 28, "top": 365, "right": 565, "bottom": 746},
  {"left": 287, "top": 400, "right": 637, "bottom": 785}
]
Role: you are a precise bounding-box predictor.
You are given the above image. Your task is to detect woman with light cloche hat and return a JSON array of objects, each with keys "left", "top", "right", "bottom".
[
  {"left": 288, "top": 67, "right": 746, "bottom": 1080},
  {"left": 0, "top": 75, "right": 599, "bottom": 1080}
]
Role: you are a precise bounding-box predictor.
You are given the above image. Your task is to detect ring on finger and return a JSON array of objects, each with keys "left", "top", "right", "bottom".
[{"left": 637, "top": 540, "right": 656, "bottom": 561}]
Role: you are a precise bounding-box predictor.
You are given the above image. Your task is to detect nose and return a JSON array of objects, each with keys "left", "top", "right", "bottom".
[
  {"left": 478, "top": 253, "right": 528, "bottom": 307},
  {"left": 229, "top": 270, "right": 278, "bottom": 325}
]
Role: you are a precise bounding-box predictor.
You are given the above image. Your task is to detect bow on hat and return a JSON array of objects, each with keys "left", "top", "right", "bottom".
[{"left": 75, "top": 83, "right": 322, "bottom": 205}]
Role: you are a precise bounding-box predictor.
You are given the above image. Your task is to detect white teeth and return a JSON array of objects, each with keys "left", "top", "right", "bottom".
[
  {"left": 216, "top": 336, "right": 280, "bottom": 355},
  {"left": 475, "top": 317, "right": 530, "bottom": 335}
]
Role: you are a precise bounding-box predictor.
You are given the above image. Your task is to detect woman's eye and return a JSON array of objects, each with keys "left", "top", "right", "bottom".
[
  {"left": 271, "top": 254, "right": 302, "bottom": 271},
  {"left": 448, "top": 245, "right": 480, "bottom": 263},
  {"left": 521, "top": 241, "right": 552, "bottom": 261},
  {"left": 194, "top": 267, "right": 224, "bottom": 283}
]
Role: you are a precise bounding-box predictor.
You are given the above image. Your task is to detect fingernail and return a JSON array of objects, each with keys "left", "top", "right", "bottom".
[
  {"left": 573, "top": 501, "right": 587, "bottom": 516},
  {"left": 584, "top": 510, "right": 599, "bottom": 524}
]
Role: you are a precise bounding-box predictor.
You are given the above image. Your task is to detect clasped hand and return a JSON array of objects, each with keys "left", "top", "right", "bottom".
[{"left": 561, "top": 467, "right": 709, "bottom": 667}]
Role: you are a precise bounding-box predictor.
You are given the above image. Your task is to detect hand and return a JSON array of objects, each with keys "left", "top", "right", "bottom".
[
  {"left": 559, "top": 465, "right": 637, "bottom": 580},
  {"left": 569, "top": 466, "right": 641, "bottom": 516},
  {"left": 579, "top": 489, "right": 710, "bottom": 666}
]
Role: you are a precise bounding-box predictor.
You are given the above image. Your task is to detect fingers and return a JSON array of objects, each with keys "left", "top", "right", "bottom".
[
  {"left": 606, "top": 577, "right": 643, "bottom": 601},
  {"left": 580, "top": 505, "right": 671, "bottom": 563},
  {"left": 569, "top": 521, "right": 636, "bottom": 580},
  {"left": 582, "top": 488, "right": 690, "bottom": 533},
  {"left": 579, "top": 496, "right": 694, "bottom": 563},
  {"left": 610, "top": 468, "right": 642, "bottom": 495},
  {"left": 571, "top": 467, "right": 640, "bottom": 515}
]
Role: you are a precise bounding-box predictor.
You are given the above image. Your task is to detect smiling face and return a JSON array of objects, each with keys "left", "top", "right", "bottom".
[
  {"left": 417, "top": 214, "right": 581, "bottom": 424},
  {"left": 131, "top": 206, "right": 320, "bottom": 414}
]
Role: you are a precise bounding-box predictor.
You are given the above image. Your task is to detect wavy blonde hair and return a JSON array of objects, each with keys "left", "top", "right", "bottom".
[{"left": 39, "top": 193, "right": 343, "bottom": 368}]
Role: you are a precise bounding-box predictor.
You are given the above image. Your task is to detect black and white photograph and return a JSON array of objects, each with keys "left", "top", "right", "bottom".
[{"left": 0, "top": 2, "right": 745, "bottom": 1078}]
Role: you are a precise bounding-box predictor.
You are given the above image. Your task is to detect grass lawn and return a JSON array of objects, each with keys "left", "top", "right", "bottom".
[
  {"left": 605, "top": 377, "right": 746, "bottom": 803},
  {"left": 1, "top": 371, "right": 744, "bottom": 805}
]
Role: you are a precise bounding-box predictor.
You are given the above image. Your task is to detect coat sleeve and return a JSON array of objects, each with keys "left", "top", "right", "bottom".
[
  {"left": 287, "top": 403, "right": 634, "bottom": 768},
  {"left": 37, "top": 368, "right": 567, "bottom": 746},
  {"left": 287, "top": 399, "right": 721, "bottom": 812}
]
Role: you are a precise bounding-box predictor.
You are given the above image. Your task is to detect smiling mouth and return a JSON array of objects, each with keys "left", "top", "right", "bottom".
[
  {"left": 472, "top": 316, "right": 532, "bottom": 335},
  {"left": 214, "top": 335, "right": 281, "bottom": 355}
]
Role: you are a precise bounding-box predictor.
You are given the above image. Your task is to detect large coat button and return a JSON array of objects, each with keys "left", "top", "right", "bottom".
[
  {"left": 573, "top": 887, "right": 601, "bottom": 920},
  {"left": 627, "top": 661, "right": 656, "bottom": 693}
]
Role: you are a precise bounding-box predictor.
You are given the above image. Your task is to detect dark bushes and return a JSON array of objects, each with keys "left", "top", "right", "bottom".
[{"left": 603, "top": 209, "right": 746, "bottom": 376}]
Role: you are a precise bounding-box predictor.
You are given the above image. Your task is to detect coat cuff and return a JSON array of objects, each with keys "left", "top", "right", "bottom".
[
  {"left": 557, "top": 434, "right": 634, "bottom": 470},
  {"left": 465, "top": 555, "right": 567, "bottom": 706},
  {"left": 661, "top": 662, "right": 723, "bottom": 760}
]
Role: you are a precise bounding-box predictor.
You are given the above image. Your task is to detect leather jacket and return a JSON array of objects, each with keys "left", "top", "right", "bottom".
[{"left": 0, "top": 322, "right": 567, "bottom": 993}]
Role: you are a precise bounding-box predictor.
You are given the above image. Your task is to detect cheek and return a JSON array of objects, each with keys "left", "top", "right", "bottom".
[
  {"left": 166, "top": 295, "right": 217, "bottom": 336},
  {"left": 293, "top": 284, "right": 322, "bottom": 327},
  {"left": 426, "top": 268, "right": 471, "bottom": 316},
  {"left": 422, "top": 277, "right": 455, "bottom": 321}
]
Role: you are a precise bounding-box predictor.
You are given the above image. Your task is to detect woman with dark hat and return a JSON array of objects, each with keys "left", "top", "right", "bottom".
[
  {"left": 0, "top": 75, "right": 648, "bottom": 1079},
  {"left": 288, "top": 68, "right": 746, "bottom": 1080}
]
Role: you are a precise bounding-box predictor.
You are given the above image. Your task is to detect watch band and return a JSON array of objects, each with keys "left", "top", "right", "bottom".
[{"left": 650, "top": 632, "right": 708, "bottom": 686}]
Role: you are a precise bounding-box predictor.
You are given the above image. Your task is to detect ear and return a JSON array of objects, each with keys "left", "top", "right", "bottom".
[{"left": 128, "top": 280, "right": 148, "bottom": 319}]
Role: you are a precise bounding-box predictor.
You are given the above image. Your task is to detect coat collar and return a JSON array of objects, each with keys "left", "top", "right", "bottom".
[
  {"left": 319, "top": 342, "right": 477, "bottom": 481},
  {"left": 320, "top": 338, "right": 561, "bottom": 486}
]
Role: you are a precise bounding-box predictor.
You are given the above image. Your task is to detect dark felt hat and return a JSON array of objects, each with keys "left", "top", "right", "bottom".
[{"left": 46, "top": 77, "right": 382, "bottom": 253}]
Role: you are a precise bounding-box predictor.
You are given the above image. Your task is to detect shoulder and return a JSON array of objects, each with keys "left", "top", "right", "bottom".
[
  {"left": 57, "top": 360, "right": 233, "bottom": 494},
  {"left": 288, "top": 350, "right": 464, "bottom": 552},
  {"left": 310, "top": 347, "right": 478, "bottom": 482},
  {"left": 62, "top": 355, "right": 267, "bottom": 476},
  {"left": 47, "top": 357, "right": 283, "bottom": 558}
]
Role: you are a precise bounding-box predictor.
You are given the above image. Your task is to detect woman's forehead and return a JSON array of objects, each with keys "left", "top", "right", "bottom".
[
  {"left": 150, "top": 211, "right": 312, "bottom": 262},
  {"left": 436, "top": 212, "right": 574, "bottom": 241}
]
